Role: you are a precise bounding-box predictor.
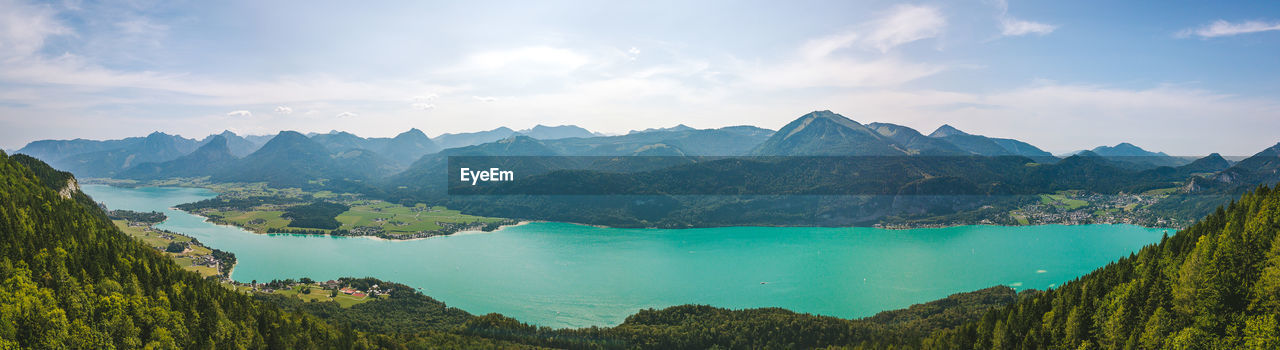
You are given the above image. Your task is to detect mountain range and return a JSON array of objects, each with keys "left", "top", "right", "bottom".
[{"left": 14, "top": 110, "right": 1279, "bottom": 226}]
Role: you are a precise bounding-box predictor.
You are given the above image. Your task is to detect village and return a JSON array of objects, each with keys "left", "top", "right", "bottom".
[{"left": 877, "top": 191, "right": 1193, "bottom": 229}]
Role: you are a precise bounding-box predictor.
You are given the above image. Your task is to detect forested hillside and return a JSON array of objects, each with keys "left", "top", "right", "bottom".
[
  {"left": 916, "top": 185, "right": 1280, "bottom": 349},
  {"left": 0, "top": 151, "right": 516, "bottom": 349}
]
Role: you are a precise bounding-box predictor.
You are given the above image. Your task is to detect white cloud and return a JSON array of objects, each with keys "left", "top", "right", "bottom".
[
  {"left": 0, "top": 0, "right": 71, "bottom": 59},
  {"left": 412, "top": 93, "right": 438, "bottom": 101},
  {"left": 411, "top": 102, "right": 435, "bottom": 110},
  {"left": 226, "top": 110, "right": 251, "bottom": 117},
  {"left": 473, "top": 96, "right": 496, "bottom": 102},
  {"left": 335, "top": 112, "right": 358, "bottom": 118},
  {"left": 273, "top": 106, "right": 293, "bottom": 114},
  {"left": 737, "top": 5, "right": 949, "bottom": 90},
  {"left": 1177, "top": 19, "right": 1280, "bottom": 38},
  {"left": 994, "top": 0, "right": 1056, "bottom": 37},
  {"left": 1001, "top": 18, "right": 1056, "bottom": 36},
  {"left": 863, "top": 5, "right": 946, "bottom": 53}
]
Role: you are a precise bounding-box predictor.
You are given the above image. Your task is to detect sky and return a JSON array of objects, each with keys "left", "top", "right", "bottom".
[{"left": 1, "top": 0, "right": 1279, "bottom": 155}]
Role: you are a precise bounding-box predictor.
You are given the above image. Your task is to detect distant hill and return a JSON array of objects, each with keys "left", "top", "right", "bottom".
[
  {"left": 120, "top": 135, "right": 238, "bottom": 179},
  {"left": 1088, "top": 142, "right": 1189, "bottom": 169},
  {"left": 200, "top": 130, "right": 263, "bottom": 157},
  {"left": 542, "top": 125, "right": 772, "bottom": 156},
  {"left": 927, "top": 124, "right": 1055, "bottom": 162},
  {"left": 433, "top": 127, "right": 517, "bottom": 149},
  {"left": 213, "top": 131, "right": 397, "bottom": 188},
  {"left": 628, "top": 124, "right": 696, "bottom": 134},
  {"left": 305, "top": 129, "right": 440, "bottom": 167},
  {"left": 16, "top": 132, "right": 203, "bottom": 177},
  {"left": 309, "top": 131, "right": 371, "bottom": 153},
  {"left": 866, "top": 122, "right": 967, "bottom": 155},
  {"left": 517, "top": 124, "right": 597, "bottom": 140},
  {"left": 369, "top": 128, "right": 441, "bottom": 166},
  {"left": 1210, "top": 142, "right": 1280, "bottom": 189},
  {"left": 1180, "top": 153, "right": 1231, "bottom": 174},
  {"left": 751, "top": 111, "right": 906, "bottom": 156},
  {"left": 53, "top": 132, "right": 198, "bottom": 177},
  {"left": 387, "top": 135, "right": 565, "bottom": 197}
]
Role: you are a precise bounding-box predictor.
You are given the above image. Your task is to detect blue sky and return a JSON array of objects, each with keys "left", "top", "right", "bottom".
[{"left": 1, "top": 0, "right": 1278, "bottom": 155}]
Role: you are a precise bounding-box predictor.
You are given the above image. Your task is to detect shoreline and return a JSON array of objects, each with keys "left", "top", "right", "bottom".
[
  {"left": 181, "top": 204, "right": 1178, "bottom": 238},
  {"left": 93, "top": 182, "right": 1179, "bottom": 238},
  {"left": 178, "top": 206, "right": 533, "bottom": 241}
]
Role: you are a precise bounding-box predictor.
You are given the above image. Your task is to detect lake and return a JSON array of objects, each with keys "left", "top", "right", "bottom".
[{"left": 82, "top": 184, "right": 1167, "bottom": 329}]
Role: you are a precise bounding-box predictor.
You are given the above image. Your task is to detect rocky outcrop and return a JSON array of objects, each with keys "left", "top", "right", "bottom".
[{"left": 58, "top": 177, "right": 80, "bottom": 199}]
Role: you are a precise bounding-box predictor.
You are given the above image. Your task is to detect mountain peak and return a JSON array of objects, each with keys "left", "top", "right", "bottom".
[
  {"left": 397, "top": 128, "right": 429, "bottom": 139},
  {"left": 751, "top": 110, "right": 903, "bottom": 156},
  {"left": 271, "top": 130, "right": 309, "bottom": 143},
  {"left": 1090, "top": 143, "right": 1168, "bottom": 157},
  {"left": 928, "top": 124, "right": 968, "bottom": 137}
]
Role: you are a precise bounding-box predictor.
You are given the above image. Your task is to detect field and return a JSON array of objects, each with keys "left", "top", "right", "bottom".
[
  {"left": 233, "top": 283, "right": 382, "bottom": 307},
  {"left": 181, "top": 183, "right": 509, "bottom": 237},
  {"left": 113, "top": 220, "right": 221, "bottom": 278},
  {"left": 335, "top": 201, "right": 505, "bottom": 235},
  {"left": 1039, "top": 193, "right": 1090, "bottom": 210}
]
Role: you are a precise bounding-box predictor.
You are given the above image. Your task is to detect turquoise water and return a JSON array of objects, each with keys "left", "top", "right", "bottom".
[{"left": 82, "top": 184, "right": 1167, "bottom": 329}]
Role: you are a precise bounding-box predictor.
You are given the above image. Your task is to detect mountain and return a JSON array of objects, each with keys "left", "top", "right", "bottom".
[
  {"left": 200, "top": 130, "right": 262, "bottom": 157},
  {"left": 866, "top": 122, "right": 967, "bottom": 155},
  {"left": 370, "top": 128, "right": 441, "bottom": 166},
  {"left": 16, "top": 132, "right": 203, "bottom": 177},
  {"left": 717, "top": 125, "right": 775, "bottom": 138},
  {"left": 120, "top": 135, "right": 238, "bottom": 179},
  {"left": 1212, "top": 142, "right": 1280, "bottom": 187},
  {"left": 305, "top": 129, "right": 440, "bottom": 166},
  {"left": 15, "top": 138, "right": 120, "bottom": 162},
  {"left": 213, "top": 131, "right": 396, "bottom": 187},
  {"left": 750, "top": 111, "right": 906, "bottom": 156},
  {"left": 309, "top": 130, "right": 371, "bottom": 153},
  {"left": 16, "top": 133, "right": 203, "bottom": 163},
  {"left": 1088, "top": 142, "right": 1189, "bottom": 169},
  {"left": 54, "top": 132, "right": 197, "bottom": 177},
  {"left": 542, "top": 125, "right": 772, "bottom": 156},
  {"left": 242, "top": 134, "right": 276, "bottom": 147},
  {"left": 387, "top": 135, "right": 564, "bottom": 198},
  {"left": 1179, "top": 152, "right": 1231, "bottom": 174},
  {"left": 432, "top": 127, "right": 517, "bottom": 149},
  {"left": 629, "top": 124, "right": 696, "bottom": 134},
  {"left": 927, "top": 124, "right": 1055, "bottom": 162},
  {"left": 517, "top": 124, "right": 596, "bottom": 140}
]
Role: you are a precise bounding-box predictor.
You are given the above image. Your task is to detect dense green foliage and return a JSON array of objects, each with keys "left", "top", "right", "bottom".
[
  {"left": 176, "top": 194, "right": 307, "bottom": 212},
  {"left": 0, "top": 151, "right": 521, "bottom": 349},
  {"left": 107, "top": 209, "right": 167, "bottom": 223},
  {"left": 260, "top": 275, "right": 1015, "bottom": 350},
  {"left": 912, "top": 185, "right": 1280, "bottom": 349},
  {"left": 282, "top": 201, "right": 350, "bottom": 229},
  {"left": 0, "top": 151, "right": 344, "bottom": 347},
  {"left": 399, "top": 153, "right": 1204, "bottom": 227}
]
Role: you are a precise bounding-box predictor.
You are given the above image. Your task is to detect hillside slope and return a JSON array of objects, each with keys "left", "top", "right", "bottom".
[{"left": 921, "top": 184, "right": 1280, "bottom": 349}]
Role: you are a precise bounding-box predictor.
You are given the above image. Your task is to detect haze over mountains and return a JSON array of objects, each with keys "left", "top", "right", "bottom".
[{"left": 14, "top": 110, "right": 1263, "bottom": 184}]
